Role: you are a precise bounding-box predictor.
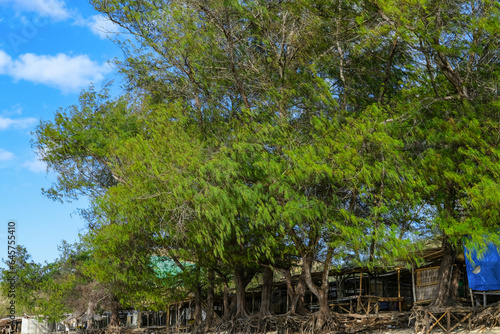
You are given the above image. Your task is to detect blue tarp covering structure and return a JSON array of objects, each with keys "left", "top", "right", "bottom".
[{"left": 464, "top": 243, "right": 500, "bottom": 291}]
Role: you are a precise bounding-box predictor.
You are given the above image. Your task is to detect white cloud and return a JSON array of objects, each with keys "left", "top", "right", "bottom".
[
  {"left": 0, "top": 116, "right": 37, "bottom": 130},
  {"left": 0, "top": 148, "right": 15, "bottom": 161},
  {"left": 23, "top": 156, "right": 46, "bottom": 172},
  {"left": 0, "top": 50, "right": 12, "bottom": 74},
  {"left": 1, "top": 104, "right": 23, "bottom": 116},
  {"left": 0, "top": 50, "right": 112, "bottom": 93},
  {"left": 84, "top": 14, "right": 120, "bottom": 39},
  {"left": 0, "top": 0, "right": 70, "bottom": 21}
]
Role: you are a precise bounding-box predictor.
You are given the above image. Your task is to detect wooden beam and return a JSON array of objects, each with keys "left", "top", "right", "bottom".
[
  {"left": 449, "top": 312, "right": 472, "bottom": 332},
  {"left": 447, "top": 311, "right": 450, "bottom": 333},
  {"left": 168, "top": 307, "right": 171, "bottom": 333},
  {"left": 426, "top": 310, "right": 448, "bottom": 334},
  {"left": 397, "top": 269, "right": 401, "bottom": 311},
  {"left": 359, "top": 272, "right": 363, "bottom": 298},
  {"left": 412, "top": 264, "right": 416, "bottom": 304}
]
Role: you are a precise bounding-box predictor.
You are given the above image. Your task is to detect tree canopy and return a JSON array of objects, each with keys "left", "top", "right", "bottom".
[{"left": 12, "top": 0, "right": 500, "bottom": 330}]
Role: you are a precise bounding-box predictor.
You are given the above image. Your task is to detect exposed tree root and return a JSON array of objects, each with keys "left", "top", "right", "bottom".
[
  {"left": 82, "top": 311, "right": 410, "bottom": 334},
  {"left": 471, "top": 301, "right": 500, "bottom": 331},
  {"left": 206, "top": 312, "right": 407, "bottom": 333}
]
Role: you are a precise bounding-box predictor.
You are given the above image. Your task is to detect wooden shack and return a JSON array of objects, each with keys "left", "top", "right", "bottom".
[
  {"left": 412, "top": 247, "right": 470, "bottom": 306},
  {"left": 329, "top": 267, "right": 409, "bottom": 314}
]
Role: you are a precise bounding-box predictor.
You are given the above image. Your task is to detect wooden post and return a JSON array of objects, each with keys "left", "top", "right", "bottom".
[
  {"left": 177, "top": 303, "right": 180, "bottom": 334},
  {"left": 166, "top": 307, "right": 170, "bottom": 334},
  {"left": 424, "top": 310, "right": 430, "bottom": 333},
  {"left": 252, "top": 292, "right": 255, "bottom": 314},
  {"left": 368, "top": 274, "right": 371, "bottom": 295},
  {"left": 447, "top": 310, "right": 451, "bottom": 333},
  {"left": 358, "top": 272, "right": 363, "bottom": 313},
  {"left": 337, "top": 274, "right": 343, "bottom": 299},
  {"left": 359, "top": 272, "right": 363, "bottom": 297},
  {"left": 412, "top": 264, "right": 417, "bottom": 305},
  {"left": 353, "top": 273, "right": 356, "bottom": 296},
  {"left": 286, "top": 290, "right": 289, "bottom": 312},
  {"left": 397, "top": 269, "right": 401, "bottom": 311},
  {"left": 383, "top": 275, "right": 386, "bottom": 297},
  {"left": 336, "top": 274, "right": 339, "bottom": 300}
]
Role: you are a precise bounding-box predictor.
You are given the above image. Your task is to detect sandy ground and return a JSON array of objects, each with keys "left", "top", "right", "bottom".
[{"left": 372, "top": 327, "right": 500, "bottom": 334}]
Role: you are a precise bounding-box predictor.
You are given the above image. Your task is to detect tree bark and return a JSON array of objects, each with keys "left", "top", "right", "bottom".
[
  {"left": 194, "top": 284, "right": 202, "bottom": 325},
  {"left": 432, "top": 236, "right": 458, "bottom": 306},
  {"left": 302, "top": 247, "right": 334, "bottom": 329},
  {"left": 222, "top": 281, "right": 234, "bottom": 321},
  {"left": 449, "top": 264, "right": 462, "bottom": 304},
  {"left": 234, "top": 268, "right": 249, "bottom": 318},
  {"left": 108, "top": 294, "right": 120, "bottom": 327},
  {"left": 258, "top": 266, "right": 274, "bottom": 316},
  {"left": 86, "top": 301, "right": 94, "bottom": 330},
  {"left": 282, "top": 268, "right": 308, "bottom": 315}
]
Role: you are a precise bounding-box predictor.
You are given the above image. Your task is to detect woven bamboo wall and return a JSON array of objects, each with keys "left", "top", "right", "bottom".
[{"left": 415, "top": 266, "right": 439, "bottom": 302}]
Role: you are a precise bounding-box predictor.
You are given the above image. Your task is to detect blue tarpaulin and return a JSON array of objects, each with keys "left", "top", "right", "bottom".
[{"left": 464, "top": 243, "right": 500, "bottom": 291}]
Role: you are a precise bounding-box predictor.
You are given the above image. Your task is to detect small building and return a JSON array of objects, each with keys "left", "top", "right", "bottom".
[{"left": 20, "top": 317, "right": 66, "bottom": 334}]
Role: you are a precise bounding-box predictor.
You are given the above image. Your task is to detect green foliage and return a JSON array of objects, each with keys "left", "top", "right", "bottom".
[
  {"left": 28, "top": 0, "right": 500, "bottom": 319},
  {"left": 0, "top": 246, "right": 43, "bottom": 316}
]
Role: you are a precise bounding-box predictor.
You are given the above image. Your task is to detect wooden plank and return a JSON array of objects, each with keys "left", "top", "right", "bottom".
[
  {"left": 166, "top": 307, "right": 170, "bottom": 334},
  {"left": 359, "top": 272, "right": 363, "bottom": 298},
  {"left": 412, "top": 264, "right": 416, "bottom": 304},
  {"left": 398, "top": 269, "right": 401, "bottom": 311},
  {"left": 447, "top": 310, "right": 450, "bottom": 333},
  {"left": 359, "top": 299, "right": 367, "bottom": 314},
  {"left": 426, "top": 310, "right": 447, "bottom": 334},
  {"left": 378, "top": 297, "right": 404, "bottom": 302},
  {"left": 339, "top": 305, "right": 350, "bottom": 313},
  {"left": 425, "top": 310, "right": 430, "bottom": 333},
  {"left": 449, "top": 312, "right": 472, "bottom": 332}
]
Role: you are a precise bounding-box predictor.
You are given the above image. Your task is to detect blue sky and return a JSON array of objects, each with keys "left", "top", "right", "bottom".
[{"left": 0, "top": 0, "right": 124, "bottom": 264}]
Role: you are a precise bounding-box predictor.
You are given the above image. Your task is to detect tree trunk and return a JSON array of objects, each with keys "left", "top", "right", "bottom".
[
  {"left": 109, "top": 294, "right": 120, "bottom": 327},
  {"left": 234, "top": 268, "right": 249, "bottom": 318},
  {"left": 282, "top": 268, "right": 308, "bottom": 315},
  {"left": 258, "top": 266, "right": 274, "bottom": 316},
  {"left": 302, "top": 247, "right": 334, "bottom": 329},
  {"left": 432, "top": 236, "right": 458, "bottom": 307},
  {"left": 194, "top": 284, "right": 202, "bottom": 325},
  {"left": 222, "top": 281, "right": 235, "bottom": 321},
  {"left": 86, "top": 301, "right": 94, "bottom": 330},
  {"left": 205, "top": 271, "right": 214, "bottom": 329},
  {"left": 293, "top": 273, "right": 308, "bottom": 315},
  {"left": 449, "top": 264, "right": 462, "bottom": 304}
]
